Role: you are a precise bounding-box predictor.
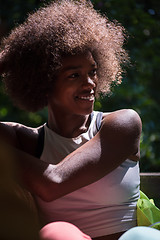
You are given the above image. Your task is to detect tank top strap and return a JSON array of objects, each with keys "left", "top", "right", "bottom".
[
  {"left": 95, "top": 111, "right": 103, "bottom": 131},
  {"left": 36, "top": 124, "right": 45, "bottom": 158}
]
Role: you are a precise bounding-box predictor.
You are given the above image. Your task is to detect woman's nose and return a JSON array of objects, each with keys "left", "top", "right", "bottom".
[{"left": 82, "top": 76, "right": 96, "bottom": 89}]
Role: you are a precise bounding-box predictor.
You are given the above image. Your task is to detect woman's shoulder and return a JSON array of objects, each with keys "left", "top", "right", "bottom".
[
  {"left": 102, "top": 109, "right": 142, "bottom": 140},
  {"left": 101, "top": 109, "right": 142, "bottom": 161},
  {"left": 102, "top": 109, "right": 141, "bottom": 126},
  {"left": 93, "top": 109, "right": 141, "bottom": 135},
  {"left": 0, "top": 121, "right": 44, "bottom": 155}
]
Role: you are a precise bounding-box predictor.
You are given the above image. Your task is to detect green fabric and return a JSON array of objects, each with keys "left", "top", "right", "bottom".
[{"left": 137, "top": 191, "right": 160, "bottom": 230}]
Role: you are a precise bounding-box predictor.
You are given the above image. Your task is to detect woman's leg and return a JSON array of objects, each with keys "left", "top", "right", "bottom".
[
  {"left": 40, "top": 222, "right": 92, "bottom": 240},
  {"left": 118, "top": 226, "right": 160, "bottom": 240}
]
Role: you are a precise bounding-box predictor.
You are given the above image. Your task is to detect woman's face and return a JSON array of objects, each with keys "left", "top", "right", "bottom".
[{"left": 48, "top": 51, "right": 98, "bottom": 116}]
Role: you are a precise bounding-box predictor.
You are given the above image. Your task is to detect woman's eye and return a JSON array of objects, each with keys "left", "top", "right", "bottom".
[
  {"left": 68, "top": 73, "right": 80, "bottom": 79},
  {"left": 90, "top": 69, "right": 97, "bottom": 77}
]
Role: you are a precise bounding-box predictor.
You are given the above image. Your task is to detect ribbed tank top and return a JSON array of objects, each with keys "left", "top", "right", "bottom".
[{"left": 35, "top": 111, "right": 140, "bottom": 238}]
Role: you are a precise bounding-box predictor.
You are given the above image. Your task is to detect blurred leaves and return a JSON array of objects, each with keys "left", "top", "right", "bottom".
[
  {"left": 0, "top": 0, "right": 160, "bottom": 171},
  {"left": 94, "top": 0, "right": 160, "bottom": 172}
]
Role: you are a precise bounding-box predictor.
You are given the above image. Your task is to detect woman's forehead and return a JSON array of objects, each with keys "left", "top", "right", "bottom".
[{"left": 60, "top": 51, "right": 97, "bottom": 69}]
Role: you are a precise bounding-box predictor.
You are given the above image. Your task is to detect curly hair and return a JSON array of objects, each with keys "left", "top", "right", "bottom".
[{"left": 0, "top": 0, "right": 129, "bottom": 112}]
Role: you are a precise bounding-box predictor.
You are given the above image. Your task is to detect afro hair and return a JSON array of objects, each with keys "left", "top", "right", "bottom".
[{"left": 0, "top": 0, "right": 129, "bottom": 112}]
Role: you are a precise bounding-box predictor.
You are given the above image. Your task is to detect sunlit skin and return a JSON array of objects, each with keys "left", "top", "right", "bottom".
[
  {"left": 47, "top": 51, "right": 98, "bottom": 138},
  {"left": 0, "top": 0, "right": 142, "bottom": 239},
  {"left": 0, "top": 51, "right": 142, "bottom": 240},
  {"left": 0, "top": 52, "right": 142, "bottom": 240}
]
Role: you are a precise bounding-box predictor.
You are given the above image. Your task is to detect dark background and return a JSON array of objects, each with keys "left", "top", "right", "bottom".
[{"left": 0, "top": 0, "right": 160, "bottom": 172}]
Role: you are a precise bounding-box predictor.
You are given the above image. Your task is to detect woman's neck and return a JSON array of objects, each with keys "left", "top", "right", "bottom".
[{"left": 47, "top": 109, "right": 91, "bottom": 138}]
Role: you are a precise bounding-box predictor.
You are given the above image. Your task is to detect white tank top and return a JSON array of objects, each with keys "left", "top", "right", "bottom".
[{"left": 35, "top": 111, "right": 140, "bottom": 238}]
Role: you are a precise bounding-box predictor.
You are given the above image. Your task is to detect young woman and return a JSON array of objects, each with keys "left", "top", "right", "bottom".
[{"left": 0, "top": 0, "right": 142, "bottom": 239}]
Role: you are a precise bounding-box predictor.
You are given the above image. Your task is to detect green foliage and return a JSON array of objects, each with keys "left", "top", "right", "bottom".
[
  {"left": 0, "top": 0, "right": 160, "bottom": 171},
  {"left": 93, "top": 0, "right": 160, "bottom": 172}
]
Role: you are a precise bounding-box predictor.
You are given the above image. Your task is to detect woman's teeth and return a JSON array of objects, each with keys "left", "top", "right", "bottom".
[{"left": 77, "top": 95, "right": 94, "bottom": 100}]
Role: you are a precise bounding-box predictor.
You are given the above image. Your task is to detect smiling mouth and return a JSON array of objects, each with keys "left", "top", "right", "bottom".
[{"left": 75, "top": 95, "right": 95, "bottom": 101}]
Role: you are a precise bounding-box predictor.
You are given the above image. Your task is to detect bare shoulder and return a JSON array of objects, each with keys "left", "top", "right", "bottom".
[
  {"left": 101, "top": 109, "right": 142, "bottom": 160},
  {"left": 0, "top": 121, "right": 42, "bottom": 155},
  {"left": 102, "top": 109, "right": 142, "bottom": 133},
  {"left": 0, "top": 122, "right": 20, "bottom": 147}
]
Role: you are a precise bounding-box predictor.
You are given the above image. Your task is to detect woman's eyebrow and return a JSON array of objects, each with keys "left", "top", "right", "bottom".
[
  {"left": 62, "top": 63, "right": 97, "bottom": 73},
  {"left": 62, "top": 66, "right": 82, "bottom": 72}
]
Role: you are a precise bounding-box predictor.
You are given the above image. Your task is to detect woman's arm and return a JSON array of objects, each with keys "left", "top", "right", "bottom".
[{"left": 1, "top": 109, "right": 142, "bottom": 202}]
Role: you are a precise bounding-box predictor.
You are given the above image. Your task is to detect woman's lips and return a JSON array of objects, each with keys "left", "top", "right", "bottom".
[{"left": 75, "top": 94, "right": 95, "bottom": 101}]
